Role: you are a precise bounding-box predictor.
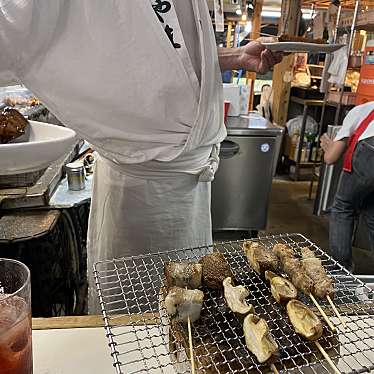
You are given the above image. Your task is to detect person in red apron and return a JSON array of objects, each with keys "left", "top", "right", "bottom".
[{"left": 321, "top": 101, "right": 374, "bottom": 270}]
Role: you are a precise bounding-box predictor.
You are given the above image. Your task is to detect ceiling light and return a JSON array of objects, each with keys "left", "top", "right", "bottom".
[{"left": 235, "top": 9, "right": 242, "bottom": 15}]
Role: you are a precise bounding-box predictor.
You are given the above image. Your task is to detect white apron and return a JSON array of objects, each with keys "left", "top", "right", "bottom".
[{"left": 0, "top": 0, "right": 226, "bottom": 313}]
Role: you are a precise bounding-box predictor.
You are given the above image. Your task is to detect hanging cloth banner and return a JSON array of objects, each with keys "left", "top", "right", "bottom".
[{"left": 214, "top": 0, "right": 225, "bottom": 32}]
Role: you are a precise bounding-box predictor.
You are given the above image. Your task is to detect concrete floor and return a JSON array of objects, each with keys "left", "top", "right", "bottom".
[{"left": 264, "top": 179, "right": 329, "bottom": 250}]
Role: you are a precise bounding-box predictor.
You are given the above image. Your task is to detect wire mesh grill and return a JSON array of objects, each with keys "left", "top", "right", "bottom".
[{"left": 93, "top": 233, "right": 374, "bottom": 374}]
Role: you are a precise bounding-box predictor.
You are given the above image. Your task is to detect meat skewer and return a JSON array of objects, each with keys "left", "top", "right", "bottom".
[
  {"left": 200, "top": 252, "right": 233, "bottom": 289},
  {"left": 164, "top": 262, "right": 202, "bottom": 289},
  {"left": 164, "top": 286, "right": 204, "bottom": 323},
  {"left": 243, "top": 241, "right": 279, "bottom": 275},
  {"left": 301, "top": 247, "right": 347, "bottom": 329},
  {"left": 272, "top": 244, "right": 336, "bottom": 332}
]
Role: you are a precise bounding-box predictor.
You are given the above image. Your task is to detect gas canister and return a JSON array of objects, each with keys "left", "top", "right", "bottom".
[{"left": 356, "top": 40, "right": 374, "bottom": 105}]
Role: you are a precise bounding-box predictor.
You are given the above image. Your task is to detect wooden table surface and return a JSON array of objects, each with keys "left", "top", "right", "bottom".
[{"left": 32, "top": 313, "right": 160, "bottom": 330}]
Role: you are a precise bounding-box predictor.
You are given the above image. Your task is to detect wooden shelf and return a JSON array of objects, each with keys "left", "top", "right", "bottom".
[{"left": 355, "top": 23, "right": 374, "bottom": 31}]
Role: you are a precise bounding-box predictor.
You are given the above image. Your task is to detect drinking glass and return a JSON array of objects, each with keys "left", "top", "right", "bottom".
[{"left": 0, "top": 258, "right": 32, "bottom": 374}]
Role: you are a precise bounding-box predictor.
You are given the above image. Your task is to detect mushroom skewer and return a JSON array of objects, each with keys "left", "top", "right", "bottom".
[
  {"left": 272, "top": 244, "right": 336, "bottom": 332},
  {"left": 300, "top": 247, "right": 347, "bottom": 329},
  {"left": 265, "top": 271, "right": 298, "bottom": 304},
  {"left": 263, "top": 272, "right": 341, "bottom": 374},
  {"left": 222, "top": 276, "right": 279, "bottom": 372},
  {"left": 223, "top": 277, "right": 254, "bottom": 318}
]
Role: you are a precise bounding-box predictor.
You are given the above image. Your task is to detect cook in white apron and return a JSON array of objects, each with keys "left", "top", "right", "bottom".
[
  {"left": 0, "top": 0, "right": 225, "bottom": 312},
  {"left": 0, "top": 0, "right": 281, "bottom": 313}
]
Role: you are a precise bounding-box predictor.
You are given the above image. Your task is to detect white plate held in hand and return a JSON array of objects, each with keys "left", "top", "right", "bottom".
[{"left": 263, "top": 42, "right": 344, "bottom": 53}]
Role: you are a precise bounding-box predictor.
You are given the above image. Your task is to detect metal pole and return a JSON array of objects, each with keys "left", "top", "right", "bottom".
[
  {"left": 296, "top": 104, "right": 308, "bottom": 180},
  {"left": 316, "top": 4, "right": 343, "bottom": 151},
  {"left": 333, "top": 0, "right": 360, "bottom": 126}
]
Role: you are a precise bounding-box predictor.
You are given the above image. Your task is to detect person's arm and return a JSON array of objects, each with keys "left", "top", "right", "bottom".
[
  {"left": 320, "top": 134, "right": 348, "bottom": 165},
  {"left": 218, "top": 41, "right": 283, "bottom": 74}
]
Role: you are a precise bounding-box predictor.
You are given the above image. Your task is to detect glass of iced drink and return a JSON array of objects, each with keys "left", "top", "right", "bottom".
[{"left": 0, "top": 259, "right": 32, "bottom": 374}]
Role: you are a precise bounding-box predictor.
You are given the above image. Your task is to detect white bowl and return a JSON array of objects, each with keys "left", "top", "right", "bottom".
[{"left": 0, "top": 121, "right": 77, "bottom": 175}]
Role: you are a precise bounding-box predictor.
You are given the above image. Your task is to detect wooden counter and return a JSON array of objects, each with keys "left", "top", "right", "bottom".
[{"left": 33, "top": 313, "right": 160, "bottom": 330}]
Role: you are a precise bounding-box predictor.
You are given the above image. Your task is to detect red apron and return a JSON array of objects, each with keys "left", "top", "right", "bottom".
[{"left": 343, "top": 109, "right": 374, "bottom": 172}]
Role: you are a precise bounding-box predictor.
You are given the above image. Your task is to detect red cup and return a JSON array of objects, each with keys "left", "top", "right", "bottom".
[{"left": 224, "top": 101, "right": 231, "bottom": 124}]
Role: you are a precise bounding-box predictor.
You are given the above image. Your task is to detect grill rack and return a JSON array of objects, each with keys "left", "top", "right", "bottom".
[{"left": 93, "top": 233, "right": 374, "bottom": 374}]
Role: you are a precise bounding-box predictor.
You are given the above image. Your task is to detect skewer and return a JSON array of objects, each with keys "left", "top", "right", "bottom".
[
  {"left": 309, "top": 293, "right": 336, "bottom": 332},
  {"left": 327, "top": 295, "right": 347, "bottom": 329},
  {"left": 187, "top": 315, "right": 196, "bottom": 374},
  {"left": 270, "top": 363, "right": 280, "bottom": 374},
  {"left": 314, "top": 341, "right": 341, "bottom": 374},
  {"left": 185, "top": 286, "right": 196, "bottom": 374}
]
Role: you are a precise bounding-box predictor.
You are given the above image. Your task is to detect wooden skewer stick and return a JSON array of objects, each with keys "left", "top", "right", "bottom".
[
  {"left": 270, "top": 363, "right": 280, "bottom": 374},
  {"left": 185, "top": 286, "right": 196, "bottom": 374},
  {"left": 309, "top": 294, "right": 336, "bottom": 332},
  {"left": 187, "top": 315, "right": 196, "bottom": 374},
  {"left": 314, "top": 341, "right": 341, "bottom": 374},
  {"left": 326, "top": 295, "right": 347, "bottom": 329}
]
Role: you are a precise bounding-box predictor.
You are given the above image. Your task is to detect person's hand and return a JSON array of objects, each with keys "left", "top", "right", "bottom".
[
  {"left": 238, "top": 41, "right": 283, "bottom": 74},
  {"left": 320, "top": 133, "right": 333, "bottom": 153}
]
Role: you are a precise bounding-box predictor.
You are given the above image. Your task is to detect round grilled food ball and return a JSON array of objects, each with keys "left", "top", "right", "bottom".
[{"left": 200, "top": 252, "right": 233, "bottom": 289}]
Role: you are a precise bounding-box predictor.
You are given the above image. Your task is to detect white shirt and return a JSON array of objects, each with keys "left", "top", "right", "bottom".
[
  {"left": 0, "top": 1, "right": 226, "bottom": 166},
  {"left": 334, "top": 101, "right": 374, "bottom": 142},
  {"left": 173, "top": 0, "right": 201, "bottom": 82}
]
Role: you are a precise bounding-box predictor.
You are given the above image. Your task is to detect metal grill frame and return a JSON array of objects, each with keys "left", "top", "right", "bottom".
[{"left": 93, "top": 233, "right": 374, "bottom": 374}]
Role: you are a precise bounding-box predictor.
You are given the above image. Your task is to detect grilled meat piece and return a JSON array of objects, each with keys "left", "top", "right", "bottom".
[
  {"left": 200, "top": 253, "right": 233, "bottom": 289},
  {"left": 300, "top": 247, "right": 335, "bottom": 299},
  {"left": 243, "top": 314, "right": 279, "bottom": 363},
  {"left": 272, "top": 244, "right": 314, "bottom": 295},
  {"left": 272, "top": 243, "right": 295, "bottom": 260},
  {"left": 164, "top": 286, "right": 204, "bottom": 323},
  {"left": 286, "top": 300, "right": 323, "bottom": 341},
  {"left": 0, "top": 108, "right": 29, "bottom": 144},
  {"left": 243, "top": 241, "right": 278, "bottom": 275},
  {"left": 265, "top": 271, "right": 298, "bottom": 304},
  {"left": 223, "top": 277, "right": 254, "bottom": 318},
  {"left": 164, "top": 262, "right": 202, "bottom": 289},
  {"left": 290, "top": 271, "right": 314, "bottom": 295},
  {"left": 300, "top": 247, "right": 315, "bottom": 259}
]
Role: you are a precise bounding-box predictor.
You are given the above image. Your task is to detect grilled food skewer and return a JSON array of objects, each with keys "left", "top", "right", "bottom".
[
  {"left": 309, "top": 293, "right": 336, "bottom": 332},
  {"left": 186, "top": 286, "right": 196, "bottom": 374},
  {"left": 261, "top": 269, "right": 340, "bottom": 374},
  {"left": 327, "top": 295, "right": 347, "bottom": 328},
  {"left": 272, "top": 244, "right": 336, "bottom": 332},
  {"left": 221, "top": 276, "right": 279, "bottom": 366},
  {"left": 270, "top": 364, "right": 280, "bottom": 374},
  {"left": 300, "top": 247, "right": 346, "bottom": 329}
]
